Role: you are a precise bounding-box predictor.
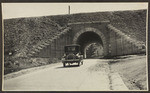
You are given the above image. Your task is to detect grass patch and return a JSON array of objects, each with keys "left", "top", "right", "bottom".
[{"left": 4, "top": 57, "right": 61, "bottom": 75}]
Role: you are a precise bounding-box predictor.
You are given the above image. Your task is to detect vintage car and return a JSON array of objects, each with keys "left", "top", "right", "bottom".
[{"left": 62, "top": 44, "right": 83, "bottom": 67}]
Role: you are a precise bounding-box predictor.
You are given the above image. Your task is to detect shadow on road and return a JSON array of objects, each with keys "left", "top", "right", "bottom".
[{"left": 55, "top": 65, "right": 80, "bottom": 69}]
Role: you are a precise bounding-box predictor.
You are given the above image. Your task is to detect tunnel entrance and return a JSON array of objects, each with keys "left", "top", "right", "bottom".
[
  {"left": 86, "top": 43, "right": 104, "bottom": 58},
  {"left": 76, "top": 32, "right": 104, "bottom": 58}
]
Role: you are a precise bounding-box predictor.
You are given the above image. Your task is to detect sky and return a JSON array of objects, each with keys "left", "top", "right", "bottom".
[{"left": 2, "top": 3, "right": 148, "bottom": 19}]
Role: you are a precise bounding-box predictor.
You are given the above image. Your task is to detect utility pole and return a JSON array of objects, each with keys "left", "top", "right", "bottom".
[{"left": 68, "top": 5, "right": 70, "bottom": 14}]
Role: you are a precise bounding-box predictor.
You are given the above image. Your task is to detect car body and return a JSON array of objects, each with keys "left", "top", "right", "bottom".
[{"left": 62, "top": 44, "right": 83, "bottom": 67}]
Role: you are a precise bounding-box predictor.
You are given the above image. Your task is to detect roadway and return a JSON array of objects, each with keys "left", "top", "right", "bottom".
[{"left": 3, "top": 59, "right": 127, "bottom": 91}]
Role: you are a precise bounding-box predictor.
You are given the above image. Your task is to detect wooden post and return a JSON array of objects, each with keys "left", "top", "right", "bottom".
[
  {"left": 50, "top": 44, "right": 51, "bottom": 58},
  {"left": 115, "top": 32, "right": 117, "bottom": 56},
  {"left": 84, "top": 48, "right": 87, "bottom": 58}
]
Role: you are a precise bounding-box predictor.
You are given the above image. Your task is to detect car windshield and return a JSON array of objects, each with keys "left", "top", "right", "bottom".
[
  {"left": 65, "top": 46, "right": 80, "bottom": 53},
  {"left": 67, "top": 47, "right": 76, "bottom": 52}
]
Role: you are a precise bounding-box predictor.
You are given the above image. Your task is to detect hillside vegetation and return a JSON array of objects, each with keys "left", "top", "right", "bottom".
[{"left": 4, "top": 17, "right": 61, "bottom": 57}]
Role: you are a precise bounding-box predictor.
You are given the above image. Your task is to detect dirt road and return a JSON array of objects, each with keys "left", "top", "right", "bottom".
[{"left": 3, "top": 59, "right": 127, "bottom": 91}]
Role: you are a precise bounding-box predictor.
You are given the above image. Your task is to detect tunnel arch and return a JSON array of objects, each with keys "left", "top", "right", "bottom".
[{"left": 73, "top": 27, "right": 107, "bottom": 57}]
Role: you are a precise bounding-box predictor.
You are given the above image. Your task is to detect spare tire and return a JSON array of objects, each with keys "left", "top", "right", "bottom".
[{"left": 67, "top": 53, "right": 75, "bottom": 59}]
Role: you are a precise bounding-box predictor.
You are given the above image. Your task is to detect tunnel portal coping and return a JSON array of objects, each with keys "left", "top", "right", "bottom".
[{"left": 67, "top": 20, "right": 110, "bottom": 25}]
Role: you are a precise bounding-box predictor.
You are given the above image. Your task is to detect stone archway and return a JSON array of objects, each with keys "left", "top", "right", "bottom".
[{"left": 73, "top": 27, "right": 108, "bottom": 57}]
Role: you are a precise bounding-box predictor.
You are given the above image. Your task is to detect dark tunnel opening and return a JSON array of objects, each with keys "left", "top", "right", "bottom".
[{"left": 76, "top": 32, "right": 103, "bottom": 58}]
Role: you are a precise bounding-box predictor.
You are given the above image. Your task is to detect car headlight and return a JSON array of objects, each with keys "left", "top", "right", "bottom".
[
  {"left": 62, "top": 58, "right": 65, "bottom": 60},
  {"left": 76, "top": 54, "right": 80, "bottom": 58}
]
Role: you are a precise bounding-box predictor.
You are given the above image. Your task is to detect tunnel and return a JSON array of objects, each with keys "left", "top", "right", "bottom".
[{"left": 76, "top": 31, "right": 104, "bottom": 58}]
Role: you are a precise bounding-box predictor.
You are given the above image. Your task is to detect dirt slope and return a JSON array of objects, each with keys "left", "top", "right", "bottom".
[{"left": 110, "top": 55, "right": 147, "bottom": 90}]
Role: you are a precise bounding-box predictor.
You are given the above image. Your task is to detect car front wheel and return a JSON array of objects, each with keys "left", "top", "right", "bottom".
[{"left": 77, "top": 62, "right": 80, "bottom": 66}]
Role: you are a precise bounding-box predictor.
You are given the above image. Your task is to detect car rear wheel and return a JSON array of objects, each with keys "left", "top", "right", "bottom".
[
  {"left": 63, "top": 63, "right": 66, "bottom": 67},
  {"left": 81, "top": 61, "right": 83, "bottom": 65}
]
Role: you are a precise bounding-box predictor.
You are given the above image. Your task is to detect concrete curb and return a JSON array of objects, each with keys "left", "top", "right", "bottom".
[{"left": 110, "top": 72, "right": 129, "bottom": 90}]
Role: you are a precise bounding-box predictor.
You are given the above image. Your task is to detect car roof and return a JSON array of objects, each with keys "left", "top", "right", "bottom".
[{"left": 65, "top": 44, "right": 80, "bottom": 47}]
